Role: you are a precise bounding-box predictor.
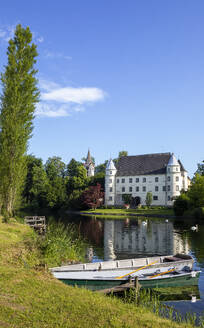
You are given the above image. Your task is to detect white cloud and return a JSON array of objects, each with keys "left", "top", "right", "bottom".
[
  {"left": 37, "top": 36, "right": 44, "bottom": 43},
  {"left": 44, "top": 50, "right": 72, "bottom": 60},
  {"left": 36, "top": 103, "right": 70, "bottom": 117},
  {"left": 0, "top": 25, "right": 15, "bottom": 42},
  {"left": 0, "top": 30, "right": 6, "bottom": 38},
  {"left": 36, "top": 79, "right": 106, "bottom": 118},
  {"left": 39, "top": 79, "right": 60, "bottom": 92},
  {"left": 0, "top": 24, "right": 44, "bottom": 44},
  {"left": 42, "top": 87, "right": 106, "bottom": 104}
]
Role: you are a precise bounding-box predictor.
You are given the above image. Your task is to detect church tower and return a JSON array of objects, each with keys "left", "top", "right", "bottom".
[
  {"left": 84, "top": 149, "right": 95, "bottom": 176},
  {"left": 105, "top": 159, "right": 117, "bottom": 205}
]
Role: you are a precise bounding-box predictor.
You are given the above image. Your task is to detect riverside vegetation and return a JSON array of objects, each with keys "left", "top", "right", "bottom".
[{"left": 0, "top": 217, "right": 199, "bottom": 328}]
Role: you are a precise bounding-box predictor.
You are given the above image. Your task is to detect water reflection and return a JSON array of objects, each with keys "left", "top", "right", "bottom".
[{"left": 82, "top": 218, "right": 191, "bottom": 261}]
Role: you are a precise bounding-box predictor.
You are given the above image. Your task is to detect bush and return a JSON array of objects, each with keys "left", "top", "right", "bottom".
[
  {"left": 173, "top": 194, "right": 190, "bottom": 216},
  {"left": 38, "top": 222, "right": 86, "bottom": 267},
  {"left": 184, "top": 207, "right": 204, "bottom": 219}
]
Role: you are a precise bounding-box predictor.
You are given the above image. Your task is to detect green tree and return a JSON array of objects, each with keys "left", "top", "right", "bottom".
[
  {"left": 188, "top": 174, "right": 204, "bottom": 208},
  {"left": 196, "top": 161, "right": 204, "bottom": 176},
  {"left": 23, "top": 155, "right": 47, "bottom": 205},
  {"left": 173, "top": 193, "right": 190, "bottom": 216},
  {"left": 145, "top": 192, "right": 153, "bottom": 207},
  {"left": 45, "top": 157, "right": 67, "bottom": 209},
  {"left": 118, "top": 150, "right": 128, "bottom": 158},
  {"left": 122, "top": 194, "right": 132, "bottom": 204},
  {"left": 67, "top": 158, "right": 82, "bottom": 177},
  {"left": 0, "top": 24, "right": 39, "bottom": 216}
]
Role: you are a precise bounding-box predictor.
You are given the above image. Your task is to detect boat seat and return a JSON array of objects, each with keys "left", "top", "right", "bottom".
[{"left": 163, "top": 256, "right": 181, "bottom": 262}]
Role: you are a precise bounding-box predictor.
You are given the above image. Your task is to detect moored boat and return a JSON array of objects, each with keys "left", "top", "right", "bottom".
[
  {"left": 50, "top": 254, "right": 193, "bottom": 273},
  {"left": 52, "top": 266, "right": 200, "bottom": 291}
]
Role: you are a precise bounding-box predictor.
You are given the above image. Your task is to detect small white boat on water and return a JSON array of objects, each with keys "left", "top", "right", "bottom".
[
  {"left": 51, "top": 253, "right": 193, "bottom": 273},
  {"left": 52, "top": 266, "right": 200, "bottom": 291}
]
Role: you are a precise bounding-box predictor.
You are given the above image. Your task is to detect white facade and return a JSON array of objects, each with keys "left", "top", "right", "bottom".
[{"left": 105, "top": 153, "right": 188, "bottom": 207}]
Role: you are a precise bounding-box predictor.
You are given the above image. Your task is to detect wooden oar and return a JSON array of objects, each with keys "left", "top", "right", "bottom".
[
  {"left": 150, "top": 268, "right": 175, "bottom": 279},
  {"left": 115, "top": 260, "right": 158, "bottom": 280}
]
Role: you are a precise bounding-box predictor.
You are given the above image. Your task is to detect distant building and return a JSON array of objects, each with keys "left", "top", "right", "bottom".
[
  {"left": 105, "top": 152, "right": 188, "bottom": 207},
  {"left": 84, "top": 149, "right": 95, "bottom": 177}
]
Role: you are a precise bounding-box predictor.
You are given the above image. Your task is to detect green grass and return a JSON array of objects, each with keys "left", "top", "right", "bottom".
[
  {"left": 81, "top": 207, "right": 174, "bottom": 217},
  {"left": 0, "top": 218, "right": 195, "bottom": 328}
]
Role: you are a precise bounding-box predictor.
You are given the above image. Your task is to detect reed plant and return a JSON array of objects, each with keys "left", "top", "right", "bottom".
[{"left": 38, "top": 221, "right": 87, "bottom": 267}]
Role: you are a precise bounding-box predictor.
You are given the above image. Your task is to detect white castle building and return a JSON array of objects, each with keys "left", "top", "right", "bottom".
[{"left": 105, "top": 152, "right": 189, "bottom": 207}]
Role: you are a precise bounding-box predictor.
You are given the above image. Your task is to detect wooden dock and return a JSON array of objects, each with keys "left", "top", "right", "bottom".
[
  {"left": 24, "top": 216, "right": 46, "bottom": 234},
  {"left": 97, "top": 277, "right": 141, "bottom": 295}
]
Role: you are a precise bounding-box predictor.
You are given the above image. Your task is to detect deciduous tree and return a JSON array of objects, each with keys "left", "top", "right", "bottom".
[
  {"left": 81, "top": 183, "right": 104, "bottom": 209},
  {"left": 0, "top": 24, "right": 39, "bottom": 216}
]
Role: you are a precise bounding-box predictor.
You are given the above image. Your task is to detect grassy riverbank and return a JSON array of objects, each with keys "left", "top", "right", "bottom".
[
  {"left": 81, "top": 207, "right": 174, "bottom": 217},
  {"left": 0, "top": 218, "right": 194, "bottom": 328}
]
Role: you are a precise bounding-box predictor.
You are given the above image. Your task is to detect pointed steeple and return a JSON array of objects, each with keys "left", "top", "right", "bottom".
[
  {"left": 86, "top": 149, "right": 93, "bottom": 165},
  {"left": 168, "top": 153, "right": 179, "bottom": 166},
  {"left": 106, "top": 159, "right": 116, "bottom": 171}
]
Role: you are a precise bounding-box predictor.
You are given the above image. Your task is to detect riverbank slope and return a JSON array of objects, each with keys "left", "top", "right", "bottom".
[{"left": 0, "top": 218, "right": 192, "bottom": 327}]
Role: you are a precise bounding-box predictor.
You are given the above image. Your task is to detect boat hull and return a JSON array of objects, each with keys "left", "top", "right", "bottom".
[
  {"left": 51, "top": 254, "right": 193, "bottom": 273},
  {"left": 57, "top": 272, "right": 200, "bottom": 291}
]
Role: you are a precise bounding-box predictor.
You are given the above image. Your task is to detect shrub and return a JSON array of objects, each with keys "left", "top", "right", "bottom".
[
  {"left": 184, "top": 207, "right": 204, "bottom": 220},
  {"left": 173, "top": 194, "right": 190, "bottom": 216}
]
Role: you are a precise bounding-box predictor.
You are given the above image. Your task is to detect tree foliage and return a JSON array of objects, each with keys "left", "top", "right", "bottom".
[
  {"left": 188, "top": 174, "right": 204, "bottom": 208},
  {"left": 196, "top": 161, "right": 204, "bottom": 176},
  {"left": 0, "top": 24, "right": 39, "bottom": 216},
  {"left": 173, "top": 193, "right": 190, "bottom": 216},
  {"left": 122, "top": 194, "right": 132, "bottom": 205},
  {"left": 145, "top": 192, "right": 153, "bottom": 207},
  {"left": 81, "top": 183, "right": 104, "bottom": 209},
  {"left": 118, "top": 150, "right": 128, "bottom": 158}
]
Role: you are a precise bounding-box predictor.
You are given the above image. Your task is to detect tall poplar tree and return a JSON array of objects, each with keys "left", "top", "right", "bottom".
[{"left": 0, "top": 24, "right": 39, "bottom": 216}]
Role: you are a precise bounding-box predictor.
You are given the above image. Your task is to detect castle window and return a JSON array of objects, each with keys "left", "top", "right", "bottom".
[
  {"left": 143, "top": 186, "right": 146, "bottom": 192},
  {"left": 155, "top": 186, "right": 159, "bottom": 192},
  {"left": 163, "top": 186, "right": 166, "bottom": 191},
  {"left": 136, "top": 186, "right": 139, "bottom": 192},
  {"left": 109, "top": 196, "right": 112, "bottom": 201},
  {"left": 117, "top": 179, "right": 119, "bottom": 183},
  {"left": 143, "top": 178, "right": 146, "bottom": 183},
  {"left": 176, "top": 185, "right": 179, "bottom": 191},
  {"left": 109, "top": 179, "right": 112, "bottom": 183},
  {"left": 168, "top": 176, "right": 171, "bottom": 181},
  {"left": 109, "top": 187, "right": 113, "bottom": 192},
  {"left": 168, "top": 196, "right": 171, "bottom": 201},
  {"left": 136, "top": 178, "right": 139, "bottom": 183},
  {"left": 153, "top": 196, "right": 158, "bottom": 200},
  {"left": 176, "top": 176, "right": 179, "bottom": 181},
  {"left": 129, "top": 178, "right": 133, "bottom": 183},
  {"left": 110, "top": 171, "right": 112, "bottom": 174},
  {"left": 155, "top": 177, "right": 159, "bottom": 182},
  {"left": 129, "top": 187, "right": 132, "bottom": 192},
  {"left": 176, "top": 167, "right": 178, "bottom": 171},
  {"left": 122, "top": 178, "right": 125, "bottom": 183},
  {"left": 168, "top": 185, "right": 170, "bottom": 191},
  {"left": 122, "top": 187, "right": 125, "bottom": 192},
  {"left": 168, "top": 168, "right": 170, "bottom": 173}
]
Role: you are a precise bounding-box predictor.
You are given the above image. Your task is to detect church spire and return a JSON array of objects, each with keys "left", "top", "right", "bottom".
[
  {"left": 86, "top": 149, "right": 93, "bottom": 165},
  {"left": 84, "top": 149, "right": 95, "bottom": 176}
]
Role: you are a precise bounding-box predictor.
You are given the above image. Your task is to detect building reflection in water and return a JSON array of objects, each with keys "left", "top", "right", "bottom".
[{"left": 103, "top": 219, "right": 190, "bottom": 261}]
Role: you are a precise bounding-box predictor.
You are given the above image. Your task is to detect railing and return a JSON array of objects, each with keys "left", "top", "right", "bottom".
[{"left": 24, "top": 216, "right": 46, "bottom": 233}]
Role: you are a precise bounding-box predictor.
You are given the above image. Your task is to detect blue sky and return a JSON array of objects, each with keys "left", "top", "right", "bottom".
[{"left": 0, "top": 1, "right": 204, "bottom": 176}]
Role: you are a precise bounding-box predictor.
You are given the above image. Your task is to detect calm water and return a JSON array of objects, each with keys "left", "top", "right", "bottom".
[{"left": 57, "top": 214, "right": 204, "bottom": 318}]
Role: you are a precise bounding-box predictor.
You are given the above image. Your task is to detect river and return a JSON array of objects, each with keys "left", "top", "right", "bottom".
[{"left": 54, "top": 214, "right": 204, "bottom": 319}]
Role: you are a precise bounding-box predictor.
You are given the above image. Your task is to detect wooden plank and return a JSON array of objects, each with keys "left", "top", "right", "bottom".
[{"left": 97, "top": 281, "right": 134, "bottom": 294}]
